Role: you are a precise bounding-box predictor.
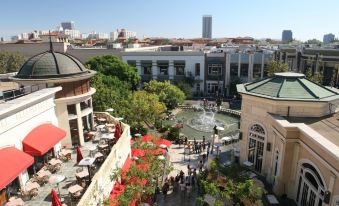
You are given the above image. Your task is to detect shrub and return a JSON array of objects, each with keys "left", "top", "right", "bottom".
[{"left": 167, "top": 127, "right": 180, "bottom": 141}]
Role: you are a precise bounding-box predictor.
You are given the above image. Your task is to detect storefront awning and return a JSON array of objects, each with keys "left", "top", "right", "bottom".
[
  {"left": 0, "top": 147, "right": 34, "bottom": 190},
  {"left": 23, "top": 123, "right": 66, "bottom": 156}
]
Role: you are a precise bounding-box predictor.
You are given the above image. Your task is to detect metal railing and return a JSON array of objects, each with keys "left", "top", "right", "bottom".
[{"left": 0, "top": 84, "right": 47, "bottom": 103}]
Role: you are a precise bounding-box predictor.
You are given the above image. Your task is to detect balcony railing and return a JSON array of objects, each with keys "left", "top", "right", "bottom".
[{"left": 0, "top": 84, "right": 47, "bottom": 103}]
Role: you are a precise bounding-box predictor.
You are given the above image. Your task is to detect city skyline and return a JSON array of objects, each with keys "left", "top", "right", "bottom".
[{"left": 1, "top": 0, "right": 339, "bottom": 41}]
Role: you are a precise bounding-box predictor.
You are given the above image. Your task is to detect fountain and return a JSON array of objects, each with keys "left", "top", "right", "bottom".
[{"left": 186, "top": 101, "right": 225, "bottom": 132}]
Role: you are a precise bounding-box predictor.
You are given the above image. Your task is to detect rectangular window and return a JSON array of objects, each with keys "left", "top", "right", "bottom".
[
  {"left": 240, "top": 63, "right": 249, "bottom": 77},
  {"left": 253, "top": 64, "right": 262, "bottom": 79},
  {"left": 142, "top": 65, "right": 152, "bottom": 75},
  {"left": 196, "top": 83, "right": 200, "bottom": 91},
  {"left": 158, "top": 62, "right": 168, "bottom": 75},
  {"left": 230, "top": 63, "right": 238, "bottom": 77},
  {"left": 207, "top": 83, "right": 219, "bottom": 94},
  {"left": 127, "top": 60, "right": 136, "bottom": 67},
  {"left": 195, "top": 63, "right": 200, "bottom": 76},
  {"left": 208, "top": 64, "right": 222, "bottom": 75},
  {"left": 175, "top": 62, "right": 185, "bottom": 75}
]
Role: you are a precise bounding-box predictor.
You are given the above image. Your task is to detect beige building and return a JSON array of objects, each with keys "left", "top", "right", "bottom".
[
  {"left": 237, "top": 72, "right": 339, "bottom": 206},
  {"left": 11, "top": 47, "right": 96, "bottom": 148}
]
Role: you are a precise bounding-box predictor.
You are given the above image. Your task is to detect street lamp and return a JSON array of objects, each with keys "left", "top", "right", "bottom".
[{"left": 211, "top": 125, "right": 224, "bottom": 155}]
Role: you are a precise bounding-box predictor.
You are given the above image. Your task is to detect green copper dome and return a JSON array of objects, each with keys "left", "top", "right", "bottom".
[
  {"left": 237, "top": 72, "right": 339, "bottom": 101},
  {"left": 15, "top": 51, "right": 93, "bottom": 79}
]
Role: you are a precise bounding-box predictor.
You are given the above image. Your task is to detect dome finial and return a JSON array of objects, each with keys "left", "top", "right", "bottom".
[{"left": 49, "top": 30, "right": 53, "bottom": 51}]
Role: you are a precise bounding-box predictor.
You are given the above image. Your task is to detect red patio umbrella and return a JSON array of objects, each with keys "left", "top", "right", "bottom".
[
  {"left": 131, "top": 148, "right": 145, "bottom": 157},
  {"left": 155, "top": 139, "right": 172, "bottom": 147},
  {"left": 114, "top": 123, "right": 121, "bottom": 139},
  {"left": 141, "top": 135, "right": 154, "bottom": 142},
  {"left": 51, "top": 189, "right": 62, "bottom": 206},
  {"left": 76, "top": 145, "right": 83, "bottom": 163}
]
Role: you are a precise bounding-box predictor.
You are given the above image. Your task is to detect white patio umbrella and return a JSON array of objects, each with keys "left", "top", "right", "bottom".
[
  {"left": 159, "top": 144, "right": 167, "bottom": 149},
  {"left": 157, "top": 155, "right": 165, "bottom": 160},
  {"left": 49, "top": 174, "right": 66, "bottom": 196},
  {"left": 106, "top": 108, "right": 114, "bottom": 112}
]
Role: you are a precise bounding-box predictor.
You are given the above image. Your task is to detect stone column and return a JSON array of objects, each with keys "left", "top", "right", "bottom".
[
  {"left": 238, "top": 53, "right": 241, "bottom": 78},
  {"left": 323, "top": 173, "right": 336, "bottom": 206},
  {"left": 249, "top": 54, "right": 254, "bottom": 80},
  {"left": 76, "top": 103, "right": 85, "bottom": 146},
  {"left": 288, "top": 142, "right": 300, "bottom": 198},
  {"left": 136, "top": 60, "right": 142, "bottom": 75},
  {"left": 89, "top": 98, "right": 95, "bottom": 130},
  {"left": 261, "top": 54, "right": 265, "bottom": 79},
  {"left": 225, "top": 54, "right": 231, "bottom": 96},
  {"left": 151, "top": 60, "right": 158, "bottom": 79},
  {"left": 169, "top": 60, "right": 174, "bottom": 80}
]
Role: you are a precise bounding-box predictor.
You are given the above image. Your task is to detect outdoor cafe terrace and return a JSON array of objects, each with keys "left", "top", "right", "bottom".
[{"left": 4, "top": 112, "right": 131, "bottom": 206}]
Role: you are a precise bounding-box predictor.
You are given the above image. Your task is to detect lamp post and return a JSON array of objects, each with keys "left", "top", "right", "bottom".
[{"left": 211, "top": 125, "right": 224, "bottom": 155}]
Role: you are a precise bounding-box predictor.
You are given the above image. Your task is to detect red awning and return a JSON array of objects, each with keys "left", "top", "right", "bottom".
[
  {"left": 22, "top": 124, "right": 66, "bottom": 156},
  {"left": 0, "top": 147, "right": 34, "bottom": 190}
]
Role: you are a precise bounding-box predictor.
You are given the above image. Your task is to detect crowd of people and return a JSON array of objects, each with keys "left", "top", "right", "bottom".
[{"left": 160, "top": 136, "right": 211, "bottom": 200}]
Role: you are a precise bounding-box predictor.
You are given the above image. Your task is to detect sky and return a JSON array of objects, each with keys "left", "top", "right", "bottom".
[{"left": 1, "top": 0, "right": 338, "bottom": 41}]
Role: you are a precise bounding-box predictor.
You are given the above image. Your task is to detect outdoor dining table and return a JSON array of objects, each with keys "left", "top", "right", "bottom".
[
  {"left": 37, "top": 169, "right": 51, "bottom": 178},
  {"left": 105, "top": 123, "right": 115, "bottom": 127},
  {"left": 60, "top": 149, "right": 71, "bottom": 156},
  {"left": 101, "top": 133, "right": 114, "bottom": 140},
  {"left": 94, "top": 152, "right": 104, "bottom": 159},
  {"left": 97, "top": 144, "right": 109, "bottom": 149},
  {"left": 78, "top": 157, "right": 96, "bottom": 179},
  {"left": 5, "top": 197, "right": 24, "bottom": 206},
  {"left": 24, "top": 181, "right": 40, "bottom": 192},
  {"left": 68, "top": 184, "right": 83, "bottom": 194},
  {"left": 49, "top": 158, "right": 62, "bottom": 166},
  {"left": 76, "top": 170, "right": 89, "bottom": 179},
  {"left": 97, "top": 118, "right": 106, "bottom": 124}
]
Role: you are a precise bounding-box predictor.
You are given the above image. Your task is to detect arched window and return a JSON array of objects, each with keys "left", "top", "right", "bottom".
[
  {"left": 296, "top": 162, "right": 325, "bottom": 206},
  {"left": 248, "top": 124, "right": 266, "bottom": 173}
]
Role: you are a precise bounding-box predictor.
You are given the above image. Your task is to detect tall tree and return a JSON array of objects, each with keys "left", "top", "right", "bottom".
[
  {"left": 126, "top": 91, "right": 166, "bottom": 127},
  {"left": 0, "top": 51, "right": 26, "bottom": 74},
  {"left": 90, "top": 72, "right": 131, "bottom": 115},
  {"left": 85, "top": 55, "right": 140, "bottom": 90},
  {"left": 267, "top": 60, "right": 289, "bottom": 77},
  {"left": 144, "top": 80, "right": 185, "bottom": 110}
]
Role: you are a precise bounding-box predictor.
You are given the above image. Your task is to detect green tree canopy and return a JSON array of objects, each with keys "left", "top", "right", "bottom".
[
  {"left": 126, "top": 91, "right": 166, "bottom": 128},
  {"left": 90, "top": 72, "right": 131, "bottom": 115},
  {"left": 85, "top": 55, "right": 140, "bottom": 90},
  {"left": 267, "top": 60, "right": 289, "bottom": 77},
  {"left": 177, "top": 81, "right": 192, "bottom": 98},
  {"left": 305, "top": 39, "right": 322, "bottom": 45},
  {"left": 144, "top": 80, "right": 185, "bottom": 110},
  {"left": 0, "top": 51, "right": 26, "bottom": 74}
]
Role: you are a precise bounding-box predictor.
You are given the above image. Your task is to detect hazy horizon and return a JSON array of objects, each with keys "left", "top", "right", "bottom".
[{"left": 1, "top": 0, "right": 338, "bottom": 41}]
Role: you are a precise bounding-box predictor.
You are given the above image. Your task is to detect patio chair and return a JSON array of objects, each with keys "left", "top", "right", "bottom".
[
  {"left": 29, "top": 188, "right": 39, "bottom": 199},
  {"left": 20, "top": 189, "right": 31, "bottom": 201}
]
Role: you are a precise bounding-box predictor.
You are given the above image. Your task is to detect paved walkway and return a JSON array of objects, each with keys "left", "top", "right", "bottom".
[
  {"left": 156, "top": 144, "right": 202, "bottom": 206},
  {"left": 156, "top": 141, "right": 238, "bottom": 206}
]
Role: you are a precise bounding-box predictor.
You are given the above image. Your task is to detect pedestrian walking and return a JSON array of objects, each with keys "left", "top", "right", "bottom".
[
  {"left": 202, "top": 142, "right": 206, "bottom": 151},
  {"left": 162, "top": 181, "right": 169, "bottom": 198},
  {"left": 198, "top": 160, "right": 203, "bottom": 172},
  {"left": 187, "top": 164, "right": 192, "bottom": 176},
  {"left": 184, "top": 136, "right": 188, "bottom": 145}
]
